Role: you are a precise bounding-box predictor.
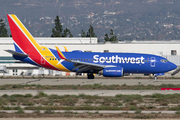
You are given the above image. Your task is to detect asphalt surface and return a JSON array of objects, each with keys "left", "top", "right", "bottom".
[
  {"left": 0, "top": 89, "right": 180, "bottom": 96},
  {"left": 0, "top": 78, "right": 179, "bottom": 96},
  {"left": 0, "top": 78, "right": 180, "bottom": 85}
]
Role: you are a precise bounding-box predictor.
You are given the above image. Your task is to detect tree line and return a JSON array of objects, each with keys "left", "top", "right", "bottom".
[
  {"left": 0, "top": 15, "right": 119, "bottom": 42},
  {"left": 0, "top": 19, "right": 8, "bottom": 37}
]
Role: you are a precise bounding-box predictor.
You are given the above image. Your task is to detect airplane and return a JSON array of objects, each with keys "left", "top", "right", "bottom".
[{"left": 6, "top": 14, "right": 177, "bottom": 79}]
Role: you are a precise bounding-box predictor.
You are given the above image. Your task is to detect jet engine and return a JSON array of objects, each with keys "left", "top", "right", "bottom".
[{"left": 103, "top": 67, "right": 123, "bottom": 77}]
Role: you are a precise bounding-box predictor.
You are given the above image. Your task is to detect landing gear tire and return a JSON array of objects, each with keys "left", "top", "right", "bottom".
[{"left": 87, "top": 73, "right": 94, "bottom": 79}]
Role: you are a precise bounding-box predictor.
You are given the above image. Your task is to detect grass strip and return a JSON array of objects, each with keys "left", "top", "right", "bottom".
[{"left": 0, "top": 83, "right": 180, "bottom": 90}]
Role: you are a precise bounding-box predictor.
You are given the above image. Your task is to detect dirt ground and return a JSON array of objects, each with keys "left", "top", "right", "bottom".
[
  {"left": 0, "top": 118, "right": 179, "bottom": 120},
  {"left": 0, "top": 113, "right": 179, "bottom": 120}
]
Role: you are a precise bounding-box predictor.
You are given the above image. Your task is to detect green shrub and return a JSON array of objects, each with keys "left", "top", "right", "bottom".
[
  {"left": 79, "top": 94, "right": 99, "bottom": 99},
  {"left": 169, "top": 107, "right": 180, "bottom": 111},
  {"left": 2, "top": 94, "right": 9, "bottom": 98},
  {"left": 14, "top": 107, "right": 20, "bottom": 110},
  {"left": 0, "top": 87, "right": 6, "bottom": 90},
  {"left": 3, "top": 106, "right": 12, "bottom": 110},
  {"left": 135, "top": 114, "right": 152, "bottom": 119},
  {"left": 115, "top": 94, "right": 123, "bottom": 98},
  {"left": 33, "top": 110, "right": 40, "bottom": 113},
  {"left": 48, "top": 94, "right": 61, "bottom": 99},
  {"left": 175, "top": 111, "right": 180, "bottom": 114},
  {"left": 25, "top": 106, "right": 42, "bottom": 110},
  {"left": 98, "top": 106, "right": 109, "bottom": 110},
  {"left": 34, "top": 91, "right": 48, "bottom": 98},
  {"left": 152, "top": 93, "right": 164, "bottom": 98},
  {"left": 160, "top": 102, "right": 168, "bottom": 106},
  {"left": 12, "top": 84, "right": 22, "bottom": 88},
  {"left": 129, "top": 105, "right": 137, "bottom": 110},
  {"left": 85, "top": 100, "right": 93, "bottom": 104},
  {"left": 98, "top": 106, "right": 121, "bottom": 110},
  {"left": 24, "top": 94, "right": 33, "bottom": 98},
  {"left": 22, "top": 101, "right": 34, "bottom": 106},
  {"left": 9, "top": 96, "right": 17, "bottom": 102},
  {"left": 10, "top": 94, "right": 24, "bottom": 98},
  {"left": 135, "top": 110, "right": 141, "bottom": 114},
  {"left": 117, "top": 102, "right": 123, "bottom": 106},
  {"left": 16, "top": 108, "right": 24, "bottom": 113},
  {"left": 38, "top": 91, "right": 48, "bottom": 97},
  {"left": 36, "top": 84, "right": 42, "bottom": 88},
  {"left": 116, "top": 94, "right": 142, "bottom": 102},
  {"left": 146, "top": 106, "right": 155, "bottom": 109},
  {"left": 44, "top": 108, "right": 54, "bottom": 114},
  {"left": 72, "top": 86, "right": 78, "bottom": 89}
]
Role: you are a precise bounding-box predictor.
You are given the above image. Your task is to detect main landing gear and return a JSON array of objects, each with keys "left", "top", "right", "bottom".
[{"left": 87, "top": 73, "right": 94, "bottom": 79}]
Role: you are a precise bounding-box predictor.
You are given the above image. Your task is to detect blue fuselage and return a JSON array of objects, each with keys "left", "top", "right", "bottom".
[{"left": 48, "top": 49, "right": 177, "bottom": 74}]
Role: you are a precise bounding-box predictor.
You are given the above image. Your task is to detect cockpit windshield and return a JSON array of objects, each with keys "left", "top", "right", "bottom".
[{"left": 161, "top": 59, "right": 169, "bottom": 63}]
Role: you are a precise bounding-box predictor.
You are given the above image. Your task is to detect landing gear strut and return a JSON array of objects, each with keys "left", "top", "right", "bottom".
[{"left": 87, "top": 73, "right": 94, "bottom": 79}]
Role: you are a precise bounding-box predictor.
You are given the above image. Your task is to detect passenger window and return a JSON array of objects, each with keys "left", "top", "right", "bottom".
[{"left": 93, "top": 59, "right": 97, "bottom": 62}]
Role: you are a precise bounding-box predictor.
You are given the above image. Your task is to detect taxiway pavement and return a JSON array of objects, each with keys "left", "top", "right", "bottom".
[
  {"left": 0, "top": 78, "right": 179, "bottom": 85},
  {"left": 0, "top": 90, "right": 180, "bottom": 96}
]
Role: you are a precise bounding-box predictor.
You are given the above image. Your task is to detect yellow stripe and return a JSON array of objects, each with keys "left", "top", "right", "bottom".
[
  {"left": 11, "top": 14, "right": 41, "bottom": 51},
  {"left": 55, "top": 46, "right": 66, "bottom": 59},
  {"left": 63, "top": 46, "right": 69, "bottom": 52},
  {"left": 41, "top": 46, "right": 70, "bottom": 72}
]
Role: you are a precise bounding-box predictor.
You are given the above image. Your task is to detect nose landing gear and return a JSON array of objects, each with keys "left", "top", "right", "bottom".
[
  {"left": 87, "top": 73, "right": 94, "bottom": 79},
  {"left": 154, "top": 76, "right": 157, "bottom": 80}
]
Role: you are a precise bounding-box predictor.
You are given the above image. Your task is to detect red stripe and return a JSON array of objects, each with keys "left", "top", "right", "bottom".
[
  {"left": 161, "top": 88, "right": 180, "bottom": 90},
  {"left": 57, "top": 51, "right": 65, "bottom": 59},
  {"left": 7, "top": 15, "right": 59, "bottom": 70}
]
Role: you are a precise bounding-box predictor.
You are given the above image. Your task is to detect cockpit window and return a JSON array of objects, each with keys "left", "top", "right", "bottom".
[{"left": 161, "top": 59, "right": 169, "bottom": 63}]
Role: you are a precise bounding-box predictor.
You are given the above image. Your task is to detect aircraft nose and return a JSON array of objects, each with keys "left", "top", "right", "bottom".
[{"left": 169, "top": 62, "right": 177, "bottom": 71}]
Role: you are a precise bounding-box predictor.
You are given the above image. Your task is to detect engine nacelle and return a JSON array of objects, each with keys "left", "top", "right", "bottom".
[{"left": 103, "top": 67, "right": 123, "bottom": 77}]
